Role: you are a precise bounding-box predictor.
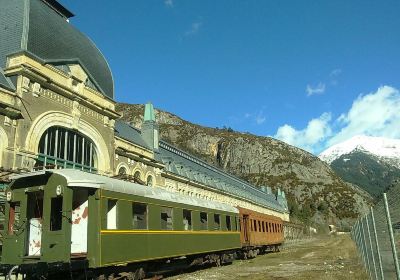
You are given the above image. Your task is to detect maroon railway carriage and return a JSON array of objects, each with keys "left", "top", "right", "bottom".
[{"left": 238, "top": 207, "right": 284, "bottom": 257}]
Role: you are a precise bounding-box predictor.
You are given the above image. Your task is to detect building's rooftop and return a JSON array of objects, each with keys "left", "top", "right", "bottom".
[
  {"left": 157, "top": 140, "right": 286, "bottom": 213},
  {"left": 0, "top": 0, "right": 114, "bottom": 99},
  {"left": 114, "top": 120, "right": 149, "bottom": 149}
]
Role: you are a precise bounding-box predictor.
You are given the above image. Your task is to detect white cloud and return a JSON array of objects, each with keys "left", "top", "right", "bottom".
[
  {"left": 185, "top": 20, "right": 203, "bottom": 36},
  {"left": 274, "top": 112, "right": 332, "bottom": 153},
  {"left": 328, "top": 86, "right": 400, "bottom": 146},
  {"left": 244, "top": 110, "right": 266, "bottom": 125},
  {"left": 273, "top": 86, "right": 400, "bottom": 154},
  {"left": 164, "top": 0, "right": 173, "bottom": 8},
  {"left": 306, "top": 82, "right": 326, "bottom": 97},
  {"left": 255, "top": 111, "right": 266, "bottom": 125},
  {"left": 330, "top": 69, "right": 342, "bottom": 77},
  {"left": 329, "top": 68, "right": 342, "bottom": 86}
]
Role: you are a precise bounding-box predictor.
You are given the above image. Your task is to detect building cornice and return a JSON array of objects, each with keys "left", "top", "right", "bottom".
[{"left": 4, "top": 53, "right": 120, "bottom": 120}]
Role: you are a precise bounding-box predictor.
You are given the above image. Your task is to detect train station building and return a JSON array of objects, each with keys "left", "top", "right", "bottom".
[{"left": 0, "top": 0, "right": 289, "bottom": 221}]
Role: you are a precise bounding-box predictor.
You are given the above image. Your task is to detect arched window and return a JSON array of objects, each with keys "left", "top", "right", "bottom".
[
  {"left": 118, "top": 166, "right": 127, "bottom": 175},
  {"left": 146, "top": 175, "right": 153, "bottom": 187},
  {"left": 134, "top": 171, "right": 141, "bottom": 181},
  {"left": 37, "top": 126, "right": 97, "bottom": 172}
]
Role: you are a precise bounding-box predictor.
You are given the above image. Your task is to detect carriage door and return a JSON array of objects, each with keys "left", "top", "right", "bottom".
[
  {"left": 243, "top": 215, "right": 250, "bottom": 244},
  {"left": 71, "top": 189, "right": 89, "bottom": 255},
  {"left": 26, "top": 191, "right": 44, "bottom": 256}
]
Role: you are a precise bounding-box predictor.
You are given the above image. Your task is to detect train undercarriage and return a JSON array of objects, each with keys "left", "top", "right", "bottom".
[{"left": 3, "top": 245, "right": 281, "bottom": 280}]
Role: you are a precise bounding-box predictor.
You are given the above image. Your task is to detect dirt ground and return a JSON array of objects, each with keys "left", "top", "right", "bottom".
[{"left": 166, "top": 234, "right": 368, "bottom": 280}]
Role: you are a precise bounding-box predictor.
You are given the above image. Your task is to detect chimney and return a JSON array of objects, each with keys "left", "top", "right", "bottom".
[{"left": 142, "top": 103, "right": 159, "bottom": 151}]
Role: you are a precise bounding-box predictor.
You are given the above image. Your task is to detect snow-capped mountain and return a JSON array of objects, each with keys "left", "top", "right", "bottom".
[
  {"left": 319, "top": 135, "right": 400, "bottom": 198},
  {"left": 319, "top": 135, "right": 400, "bottom": 168}
]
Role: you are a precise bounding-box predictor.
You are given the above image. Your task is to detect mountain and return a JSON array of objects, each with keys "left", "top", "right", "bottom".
[
  {"left": 319, "top": 135, "right": 400, "bottom": 199},
  {"left": 116, "top": 103, "right": 371, "bottom": 226},
  {"left": 320, "top": 135, "right": 400, "bottom": 168}
]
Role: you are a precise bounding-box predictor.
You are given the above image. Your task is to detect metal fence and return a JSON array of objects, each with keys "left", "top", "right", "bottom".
[{"left": 351, "top": 184, "right": 400, "bottom": 280}]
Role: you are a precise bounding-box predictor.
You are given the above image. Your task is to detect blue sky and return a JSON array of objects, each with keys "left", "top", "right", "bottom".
[{"left": 61, "top": 0, "right": 400, "bottom": 155}]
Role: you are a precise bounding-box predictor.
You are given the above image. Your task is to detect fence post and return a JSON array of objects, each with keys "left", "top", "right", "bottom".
[
  {"left": 366, "top": 212, "right": 378, "bottom": 280},
  {"left": 383, "top": 193, "right": 400, "bottom": 280},
  {"left": 371, "top": 207, "right": 385, "bottom": 280}
]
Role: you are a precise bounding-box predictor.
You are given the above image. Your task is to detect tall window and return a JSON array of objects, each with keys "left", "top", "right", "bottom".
[
  {"left": 37, "top": 126, "right": 97, "bottom": 172},
  {"left": 214, "top": 214, "right": 221, "bottom": 230},
  {"left": 161, "top": 207, "right": 173, "bottom": 230},
  {"left": 183, "top": 209, "right": 192, "bottom": 230},
  {"left": 50, "top": 197, "right": 63, "bottom": 231},
  {"left": 226, "top": 216, "right": 232, "bottom": 231},
  {"left": 132, "top": 203, "right": 147, "bottom": 230},
  {"left": 107, "top": 200, "right": 117, "bottom": 230},
  {"left": 200, "top": 212, "right": 208, "bottom": 230},
  {"left": 8, "top": 202, "right": 20, "bottom": 235}
]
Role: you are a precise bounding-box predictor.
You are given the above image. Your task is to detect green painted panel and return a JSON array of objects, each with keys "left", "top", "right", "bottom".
[{"left": 100, "top": 232, "right": 241, "bottom": 266}]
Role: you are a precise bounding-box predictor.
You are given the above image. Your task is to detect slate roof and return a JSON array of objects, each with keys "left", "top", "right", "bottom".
[
  {"left": 114, "top": 120, "right": 149, "bottom": 149},
  {"left": 0, "top": 69, "right": 15, "bottom": 91},
  {"left": 0, "top": 0, "right": 114, "bottom": 99},
  {"left": 157, "top": 141, "right": 286, "bottom": 213}
]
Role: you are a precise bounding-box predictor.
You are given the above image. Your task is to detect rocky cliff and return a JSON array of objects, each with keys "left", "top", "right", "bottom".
[{"left": 116, "top": 103, "right": 371, "bottom": 226}]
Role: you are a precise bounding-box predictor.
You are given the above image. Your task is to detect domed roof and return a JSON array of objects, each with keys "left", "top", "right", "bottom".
[{"left": 0, "top": 0, "right": 114, "bottom": 99}]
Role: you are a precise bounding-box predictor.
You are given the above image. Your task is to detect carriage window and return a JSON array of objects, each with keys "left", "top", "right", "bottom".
[
  {"left": 258, "top": 221, "right": 261, "bottom": 232},
  {"left": 107, "top": 200, "right": 117, "bottom": 229},
  {"left": 50, "top": 197, "right": 63, "bottom": 231},
  {"left": 262, "top": 222, "right": 265, "bottom": 232},
  {"left": 200, "top": 212, "right": 208, "bottom": 230},
  {"left": 161, "top": 207, "right": 173, "bottom": 230},
  {"left": 226, "top": 216, "right": 232, "bottom": 231},
  {"left": 183, "top": 209, "right": 192, "bottom": 230},
  {"left": 214, "top": 214, "right": 221, "bottom": 230},
  {"left": 132, "top": 203, "right": 147, "bottom": 230},
  {"left": 253, "top": 220, "right": 257, "bottom": 232},
  {"left": 250, "top": 219, "right": 253, "bottom": 231},
  {"left": 8, "top": 202, "right": 21, "bottom": 235},
  {"left": 269, "top": 223, "right": 272, "bottom": 232}
]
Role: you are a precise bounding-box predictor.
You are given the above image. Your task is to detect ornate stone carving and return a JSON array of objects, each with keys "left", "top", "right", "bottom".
[
  {"left": 21, "top": 77, "right": 30, "bottom": 92},
  {"left": 72, "top": 101, "right": 81, "bottom": 130},
  {"left": 32, "top": 82, "right": 41, "bottom": 97}
]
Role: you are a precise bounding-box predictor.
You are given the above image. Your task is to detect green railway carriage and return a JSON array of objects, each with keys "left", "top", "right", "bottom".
[{"left": 1, "top": 169, "right": 241, "bottom": 278}]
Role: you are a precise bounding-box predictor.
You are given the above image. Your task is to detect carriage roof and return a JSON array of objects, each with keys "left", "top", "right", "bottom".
[{"left": 10, "top": 169, "right": 239, "bottom": 213}]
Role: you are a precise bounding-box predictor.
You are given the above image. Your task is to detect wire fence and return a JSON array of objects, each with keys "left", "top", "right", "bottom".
[
  {"left": 351, "top": 184, "right": 400, "bottom": 280},
  {"left": 282, "top": 222, "right": 314, "bottom": 251}
]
